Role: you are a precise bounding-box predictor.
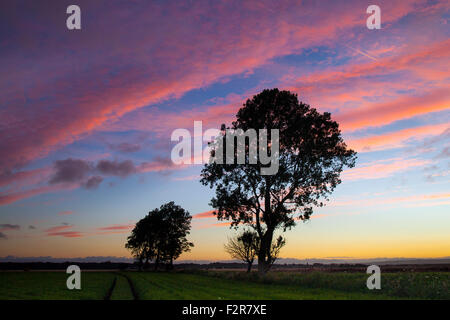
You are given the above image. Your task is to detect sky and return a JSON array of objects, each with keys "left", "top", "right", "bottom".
[{"left": 0, "top": 0, "right": 449, "bottom": 261}]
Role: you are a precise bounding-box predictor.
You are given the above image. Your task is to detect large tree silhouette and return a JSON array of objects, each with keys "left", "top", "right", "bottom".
[
  {"left": 125, "top": 202, "right": 193, "bottom": 270},
  {"left": 201, "top": 89, "right": 356, "bottom": 274}
]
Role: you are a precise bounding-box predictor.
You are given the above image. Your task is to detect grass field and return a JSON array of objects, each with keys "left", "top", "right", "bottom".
[
  {"left": 0, "top": 271, "right": 114, "bottom": 300},
  {"left": 0, "top": 270, "right": 448, "bottom": 300},
  {"left": 127, "top": 271, "right": 392, "bottom": 299},
  {"left": 109, "top": 274, "right": 134, "bottom": 300},
  {"left": 199, "top": 270, "right": 450, "bottom": 300}
]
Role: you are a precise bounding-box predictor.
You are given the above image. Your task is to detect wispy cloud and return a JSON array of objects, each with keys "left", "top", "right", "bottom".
[
  {"left": 44, "top": 225, "right": 74, "bottom": 233},
  {"left": 0, "top": 224, "right": 20, "bottom": 231},
  {"left": 346, "top": 45, "right": 378, "bottom": 61},
  {"left": 172, "top": 175, "right": 201, "bottom": 181},
  {"left": 331, "top": 192, "right": 450, "bottom": 208},
  {"left": 58, "top": 210, "right": 74, "bottom": 216},
  {"left": 44, "top": 224, "right": 83, "bottom": 238},
  {"left": 193, "top": 210, "right": 216, "bottom": 219},
  {"left": 348, "top": 123, "right": 450, "bottom": 152},
  {"left": 343, "top": 158, "right": 431, "bottom": 181},
  {"left": 46, "top": 231, "right": 83, "bottom": 238},
  {"left": 97, "top": 224, "right": 135, "bottom": 231}
]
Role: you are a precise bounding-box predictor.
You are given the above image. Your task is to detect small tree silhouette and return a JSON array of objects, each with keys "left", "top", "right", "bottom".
[
  {"left": 126, "top": 202, "right": 193, "bottom": 270},
  {"left": 224, "top": 230, "right": 259, "bottom": 272},
  {"left": 225, "top": 230, "right": 286, "bottom": 272}
]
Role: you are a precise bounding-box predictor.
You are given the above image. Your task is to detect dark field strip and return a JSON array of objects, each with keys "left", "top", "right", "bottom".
[
  {"left": 126, "top": 272, "right": 395, "bottom": 300},
  {"left": 0, "top": 272, "right": 114, "bottom": 300},
  {"left": 0, "top": 271, "right": 448, "bottom": 300},
  {"left": 199, "top": 270, "right": 450, "bottom": 300}
]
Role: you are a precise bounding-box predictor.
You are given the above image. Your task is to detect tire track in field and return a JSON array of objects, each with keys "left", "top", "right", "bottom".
[
  {"left": 132, "top": 272, "right": 182, "bottom": 299},
  {"left": 132, "top": 272, "right": 235, "bottom": 299},
  {"left": 118, "top": 272, "right": 139, "bottom": 300},
  {"left": 151, "top": 272, "right": 244, "bottom": 299},
  {"left": 104, "top": 276, "right": 117, "bottom": 300},
  {"left": 104, "top": 273, "right": 138, "bottom": 300}
]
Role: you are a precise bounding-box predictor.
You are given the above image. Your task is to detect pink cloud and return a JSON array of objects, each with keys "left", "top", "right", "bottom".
[
  {"left": 44, "top": 224, "right": 83, "bottom": 238},
  {"left": 58, "top": 211, "right": 74, "bottom": 216},
  {"left": 0, "top": 184, "right": 77, "bottom": 206},
  {"left": 137, "top": 158, "right": 178, "bottom": 173},
  {"left": 347, "top": 123, "right": 450, "bottom": 152},
  {"left": 0, "top": 224, "right": 20, "bottom": 231},
  {"left": 283, "top": 38, "right": 450, "bottom": 132},
  {"left": 0, "top": 167, "right": 52, "bottom": 189},
  {"left": 0, "top": 0, "right": 447, "bottom": 207},
  {"left": 97, "top": 224, "right": 135, "bottom": 231},
  {"left": 336, "top": 87, "right": 450, "bottom": 132},
  {"left": 44, "top": 225, "right": 73, "bottom": 233},
  {"left": 342, "top": 158, "right": 432, "bottom": 181},
  {"left": 0, "top": 0, "right": 426, "bottom": 174},
  {"left": 46, "top": 231, "right": 83, "bottom": 238}
]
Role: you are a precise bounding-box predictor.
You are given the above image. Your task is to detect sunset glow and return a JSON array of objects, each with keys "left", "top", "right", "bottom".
[{"left": 0, "top": 0, "right": 449, "bottom": 262}]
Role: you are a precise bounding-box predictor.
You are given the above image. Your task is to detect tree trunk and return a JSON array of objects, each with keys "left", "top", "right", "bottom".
[
  {"left": 154, "top": 251, "right": 160, "bottom": 271},
  {"left": 257, "top": 229, "right": 274, "bottom": 275},
  {"left": 257, "top": 255, "right": 269, "bottom": 275},
  {"left": 138, "top": 257, "right": 143, "bottom": 271},
  {"left": 258, "top": 182, "right": 275, "bottom": 275},
  {"left": 165, "top": 257, "right": 174, "bottom": 271},
  {"left": 247, "top": 261, "right": 253, "bottom": 273},
  {"left": 143, "top": 257, "right": 149, "bottom": 270}
]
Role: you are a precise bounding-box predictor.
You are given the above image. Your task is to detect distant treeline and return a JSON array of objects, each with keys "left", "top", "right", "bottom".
[
  {"left": 1, "top": 262, "right": 449, "bottom": 272},
  {"left": 0, "top": 262, "right": 131, "bottom": 271}
]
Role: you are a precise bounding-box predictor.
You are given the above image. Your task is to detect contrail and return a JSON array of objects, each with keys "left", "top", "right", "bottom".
[{"left": 346, "top": 45, "right": 378, "bottom": 61}]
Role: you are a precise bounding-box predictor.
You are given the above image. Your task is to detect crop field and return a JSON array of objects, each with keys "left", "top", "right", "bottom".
[
  {"left": 0, "top": 271, "right": 114, "bottom": 300},
  {"left": 0, "top": 270, "right": 448, "bottom": 300},
  {"left": 127, "top": 272, "right": 391, "bottom": 299}
]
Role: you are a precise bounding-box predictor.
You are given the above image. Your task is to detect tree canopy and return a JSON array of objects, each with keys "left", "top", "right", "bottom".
[{"left": 125, "top": 201, "right": 193, "bottom": 270}]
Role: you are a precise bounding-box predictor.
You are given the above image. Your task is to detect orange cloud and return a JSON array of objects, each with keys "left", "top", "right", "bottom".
[
  {"left": 193, "top": 210, "right": 216, "bottom": 219},
  {"left": 195, "top": 221, "right": 232, "bottom": 229},
  {"left": 97, "top": 224, "right": 135, "bottom": 231},
  {"left": 44, "top": 225, "right": 73, "bottom": 233},
  {"left": 46, "top": 231, "right": 83, "bottom": 238}
]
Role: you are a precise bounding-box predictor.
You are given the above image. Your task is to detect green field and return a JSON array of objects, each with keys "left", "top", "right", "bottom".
[
  {"left": 0, "top": 271, "right": 114, "bottom": 300},
  {"left": 0, "top": 270, "right": 448, "bottom": 300},
  {"left": 109, "top": 274, "right": 135, "bottom": 300},
  {"left": 128, "top": 271, "right": 391, "bottom": 299}
]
